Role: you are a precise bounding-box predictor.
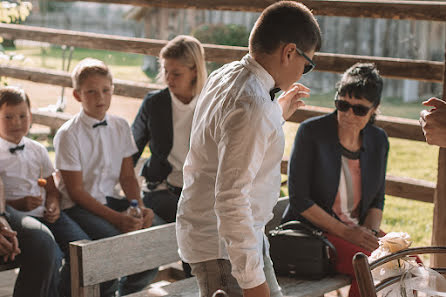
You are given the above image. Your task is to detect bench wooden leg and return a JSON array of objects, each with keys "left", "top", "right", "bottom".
[{"left": 70, "top": 241, "right": 100, "bottom": 297}]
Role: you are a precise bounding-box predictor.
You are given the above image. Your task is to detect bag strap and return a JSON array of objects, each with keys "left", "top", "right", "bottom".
[{"left": 276, "top": 220, "right": 338, "bottom": 265}]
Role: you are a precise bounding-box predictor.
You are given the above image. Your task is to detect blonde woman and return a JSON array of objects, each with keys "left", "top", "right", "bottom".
[{"left": 131, "top": 35, "right": 207, "bottom": 223}]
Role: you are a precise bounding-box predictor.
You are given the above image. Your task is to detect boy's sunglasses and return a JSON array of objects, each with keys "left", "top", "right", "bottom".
[
  {"left": 335, "top": 99, "right": 372, "bottom": 117},
  {"left": 296, "top": 48, "right": 316, "bottom": 75}
]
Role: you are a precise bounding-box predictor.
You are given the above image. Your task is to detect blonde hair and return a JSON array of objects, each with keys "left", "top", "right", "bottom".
[
  {"left": 158, "top": 35, "right": 207, "bottom": 96},
  {"left": 71, "top": 58, "right": 113, "bottom": 90}
]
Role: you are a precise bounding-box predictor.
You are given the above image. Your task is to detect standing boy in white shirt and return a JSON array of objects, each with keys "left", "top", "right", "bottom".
[
  {"left": 176, "top": 2, "right": 322, "bottom": 297},
  {"left": 54, "top": 58, "right": 158, "bottom": 297}
]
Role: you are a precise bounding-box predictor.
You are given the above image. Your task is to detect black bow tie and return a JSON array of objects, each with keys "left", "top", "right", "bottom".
[
  {"left": 9, "top": 144, "right": 25, "bottom": 154},
  {"left": 92, "top": 120, "right": 108, "bottom": 128},
  {"left": 269, "top": 88, "right": 281, "bottom": 101}
]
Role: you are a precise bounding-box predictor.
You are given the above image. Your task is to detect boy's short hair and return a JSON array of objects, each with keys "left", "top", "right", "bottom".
[
  {"left": 0, "top": 86, "right": 30, "bottom": 109},
  {"left": 71, "top": 58, "right": 112, "bottom": 90},
  {"left": 336, "top": 63, "right": 383, "bottom": 107},
  {"left": 249, "top": 1, "right": 322, "bottom": 55}
]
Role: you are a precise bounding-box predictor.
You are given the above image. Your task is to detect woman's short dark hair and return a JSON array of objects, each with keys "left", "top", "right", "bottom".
[
  {"left": 249, "top": 1, "right": 322, "bottom": 54},
  {"left": 336, "top": 63, "right": 383, "bottom": 107},
  {"left": 0, "top": 86, "right": 30, "bottom": 109}
]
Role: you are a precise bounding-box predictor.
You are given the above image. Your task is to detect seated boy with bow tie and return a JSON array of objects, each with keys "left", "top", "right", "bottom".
[
  {"left": 53, "top": 58, "right": 159, "bottom": 297},
  {"left": 0, "top": 86, "right": 75, "bottom": 297}
]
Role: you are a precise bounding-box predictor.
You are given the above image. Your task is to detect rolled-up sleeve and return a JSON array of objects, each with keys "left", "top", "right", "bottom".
[{"left": 214, "top": 98, "right": 271, "bottom": 289}]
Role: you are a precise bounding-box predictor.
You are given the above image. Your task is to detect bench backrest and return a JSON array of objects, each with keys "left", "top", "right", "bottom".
[{"left": 69, "top": 196, "right": 289, "bottom": 297}]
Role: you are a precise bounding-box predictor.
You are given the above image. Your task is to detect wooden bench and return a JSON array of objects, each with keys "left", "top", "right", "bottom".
[{"left": 69, "top": 197, "right": 350, "bottom": 297}]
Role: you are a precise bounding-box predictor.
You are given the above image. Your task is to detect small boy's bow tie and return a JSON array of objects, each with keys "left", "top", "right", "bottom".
[
  {"left": 9, "top": 144, "right": 25, "bottom": 154},
  {"left": 93, "top": 120, "right": 108, "bottom": 128}
]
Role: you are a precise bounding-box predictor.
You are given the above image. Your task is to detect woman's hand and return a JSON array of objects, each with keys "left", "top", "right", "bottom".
[{"left": 343, "top": 225, "right": 379, "bottom": 252}]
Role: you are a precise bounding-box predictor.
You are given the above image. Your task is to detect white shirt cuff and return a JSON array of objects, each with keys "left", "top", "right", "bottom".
[{"left": 234, "top": 266, "right": 266, "bottom": 289}]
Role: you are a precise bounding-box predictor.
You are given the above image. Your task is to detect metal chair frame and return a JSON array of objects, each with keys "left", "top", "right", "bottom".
[{"left": 353, "top": 246, "right": 446, "bottom": 297}]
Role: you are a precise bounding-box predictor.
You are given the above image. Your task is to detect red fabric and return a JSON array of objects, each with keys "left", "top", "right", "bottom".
[{"left": 325, "top": 233, "right": 371, "bottom": 297}]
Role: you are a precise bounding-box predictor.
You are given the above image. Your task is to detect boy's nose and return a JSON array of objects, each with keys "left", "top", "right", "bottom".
[{"left": 12, "top": 116, "right": 21, "bottom": 125}]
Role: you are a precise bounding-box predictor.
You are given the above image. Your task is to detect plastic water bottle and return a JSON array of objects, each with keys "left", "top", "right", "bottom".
[{"left": 126, "top": 199, "right": 142, "bottom": 218}]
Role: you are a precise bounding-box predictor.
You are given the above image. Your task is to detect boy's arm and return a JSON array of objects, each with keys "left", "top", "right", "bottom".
[
  {"left": 119, "top": 157, "right": 141, "bottom": 201},
  {"left": 43, "top": 175, "right": 60, "bottom": 223},
  {"left": 60, "top": 170, "right": 142, "bottom": 233},
  {"left": 119, "top": 156, "right": 154, "bottom": 228}
]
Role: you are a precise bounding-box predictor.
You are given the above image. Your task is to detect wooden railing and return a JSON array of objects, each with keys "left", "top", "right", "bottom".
[
  {"left": 2, "top": 0, "right": 446, "bottom": 264},
  {"left": 1, "top": 24, "right": 443, "bottom": 82},
  {"left": 56, "top": 0, "right": 446, "bottom": 21}
]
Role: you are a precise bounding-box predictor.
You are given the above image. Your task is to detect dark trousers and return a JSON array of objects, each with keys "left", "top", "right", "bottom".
[{"left": 5, "top": 206, "right": 63, "bottom": 297}]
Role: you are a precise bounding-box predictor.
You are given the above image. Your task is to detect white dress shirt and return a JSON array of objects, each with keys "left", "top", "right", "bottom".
[
  {"left": 166, "top": 90, "right": 198, "bottom": 188},
  {"left": 176, "top": 54, "right": 285, "bottom": 289},
  {"left": 54, "top": 110, "right": 137, "bottom": 209},
  {"left": 0, "top": 136, "right": 54, "bottom": 217}
]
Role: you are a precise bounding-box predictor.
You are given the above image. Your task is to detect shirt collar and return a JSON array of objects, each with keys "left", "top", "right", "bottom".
[
  {"left": 169, "top": 89, "right": 199, "bottom": 111},
  {"left": 240, "top": 54, "right": 276, "bottom": 98},
  {"left": 79, "top": 109, "right": 108, "bottom": 128},
  {"left": 0, "top": 136, "right": 25, "bottom": 152}
]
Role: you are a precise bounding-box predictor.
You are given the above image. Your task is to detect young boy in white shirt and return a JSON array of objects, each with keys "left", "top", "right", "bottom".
[
  {"left": 0, "top": 86, "right": 65, "bottom": 297},
  {"left": 54, "top": 58, "right": 158, "bottom": 297},
  {"left": 176, "top": 2, "right": 322, "bottom": 297}
]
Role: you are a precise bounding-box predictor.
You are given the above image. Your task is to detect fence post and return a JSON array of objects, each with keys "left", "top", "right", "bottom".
[{"left": 431, "top": 38, "right": 446, "bottom": 267}]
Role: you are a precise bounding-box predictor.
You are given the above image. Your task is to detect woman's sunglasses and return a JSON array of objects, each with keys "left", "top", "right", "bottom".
[
  {"left": 335, "top": 99, "right": 372, "bottom": 117},
  {"left": 296, "top": 48, "right": 315, "bottom": 75}
]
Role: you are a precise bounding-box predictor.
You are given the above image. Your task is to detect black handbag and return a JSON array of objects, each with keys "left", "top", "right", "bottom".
[{"left": 268, "top": 220, "right": 337, "bottom": 280}]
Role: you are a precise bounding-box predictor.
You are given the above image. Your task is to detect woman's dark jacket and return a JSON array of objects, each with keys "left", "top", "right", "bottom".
[
  {"left": 282, "top": 111, "right": 389, "bottom": 226},
  {"left": 131, "top": 88, "right": 174, "bottom": 188}
]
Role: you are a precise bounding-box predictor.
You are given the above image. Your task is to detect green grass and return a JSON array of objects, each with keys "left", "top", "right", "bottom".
[
  {"left": 381, "top": 196, "right": 433, "bottom": 247},
  {"left": 4, "top": 45, "right": 153, "bottom": 82},
  {"left": 10, "top": 45, "right": 437, "bottom": 248}
]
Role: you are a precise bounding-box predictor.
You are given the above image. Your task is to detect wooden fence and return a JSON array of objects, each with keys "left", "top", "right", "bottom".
[{"left": 1, "top": 0, "right": 446, "bottom": 264}]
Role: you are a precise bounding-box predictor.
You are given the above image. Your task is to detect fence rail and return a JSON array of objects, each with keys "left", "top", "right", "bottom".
[
  {"left": 1, "top": 23, "right": 444, "bottom": 82},
  {"left": 56, "top": 0, "right": 446, "bottom": 21}
]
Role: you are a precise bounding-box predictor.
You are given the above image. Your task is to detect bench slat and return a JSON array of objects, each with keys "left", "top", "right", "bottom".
[
  {"left": 279, "top": 275, "right": 350, "bottom": 296},
  {"left": 125, "top": 274, "right": 350, "bottom": 297},
  {"left": 70, "top": 223, "right": 179, "bottom": 286}
]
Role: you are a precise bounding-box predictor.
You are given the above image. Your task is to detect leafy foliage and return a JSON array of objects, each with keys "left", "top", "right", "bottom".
[
  {"left": 0, "top": 0, "right": 32, "bottom": 85},
  {"left": 192, "top": 24, "right": 249, "bottom": 47},
  {"left": 0, "top": 1, "right": 32, "bottom": 25},
  {"left": 192, "top": 24, "right": 249, "bottom": 73}
]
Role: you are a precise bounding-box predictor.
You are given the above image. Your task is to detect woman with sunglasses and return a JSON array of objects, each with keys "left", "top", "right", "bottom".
[{"left": 282, "top": 63, "right": 388, "bottom": 297}]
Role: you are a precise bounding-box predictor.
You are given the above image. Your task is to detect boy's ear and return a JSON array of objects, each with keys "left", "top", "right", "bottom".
[
  {"left": 280, "top": 43, "right": 296, "bottom": 66},
  {"left": 73, "top": 89, "right": 82, "bottom": 102}
]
